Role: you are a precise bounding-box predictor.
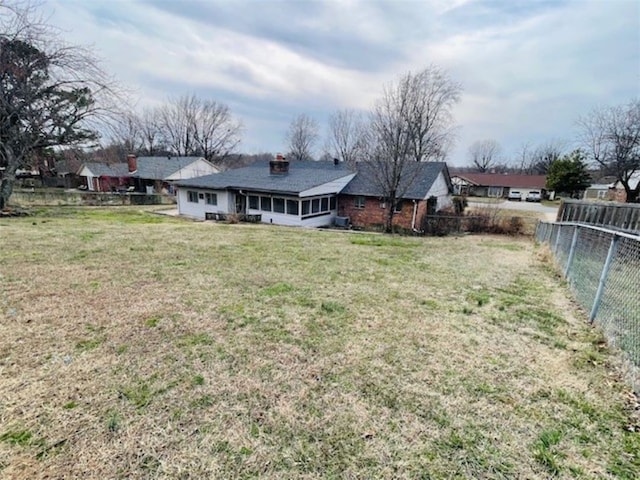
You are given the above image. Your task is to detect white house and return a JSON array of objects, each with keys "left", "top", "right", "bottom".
[{"left": 173, "top": 155, "right": 355, "bottom": 227}]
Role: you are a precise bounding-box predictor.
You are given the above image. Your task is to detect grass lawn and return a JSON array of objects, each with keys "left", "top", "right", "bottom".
[{"left": 0, "top": 207, "right": 638, "bottom": 479}]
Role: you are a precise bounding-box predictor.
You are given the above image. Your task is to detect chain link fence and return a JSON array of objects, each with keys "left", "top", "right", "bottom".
[{"left": 536, "top": 221, "right": 640, "bottom": 391}]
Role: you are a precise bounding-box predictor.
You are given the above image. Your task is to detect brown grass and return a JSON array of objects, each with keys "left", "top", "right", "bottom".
[{"left": 0, "top": 207, "right": 638, "bottom": 479}]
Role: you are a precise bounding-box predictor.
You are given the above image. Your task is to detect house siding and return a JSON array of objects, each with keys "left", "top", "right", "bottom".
[
  {"left": 165, "top": 159, "right": 219, "bottom": 181},
  {"left": 430, "top": 172, "right": 453, "bottom": 210},
  {"left": 177, "top": 188, "right": 231, "bottom": 219},
  {"left": 177, "top": 187, "right": 339, "bottom": 226}
]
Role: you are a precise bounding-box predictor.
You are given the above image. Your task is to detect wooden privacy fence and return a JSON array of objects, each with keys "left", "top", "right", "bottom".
[{"left": 557, "top": 199, "right": 640, "bottom": 234}]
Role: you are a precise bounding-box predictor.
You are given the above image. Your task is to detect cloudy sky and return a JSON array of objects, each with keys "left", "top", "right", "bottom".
[{"left": 46, "top": 0, "right": 639, "bottom": 166}]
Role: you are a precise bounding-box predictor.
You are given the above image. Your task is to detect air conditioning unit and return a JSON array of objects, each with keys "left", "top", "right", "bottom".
[{"left": 334, "top": 216, "right": 350, "bottom": 228}]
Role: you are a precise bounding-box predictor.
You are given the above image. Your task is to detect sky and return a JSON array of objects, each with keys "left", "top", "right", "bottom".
[{"left": 45, "top": 0, "right": 639, "bottom": 166}]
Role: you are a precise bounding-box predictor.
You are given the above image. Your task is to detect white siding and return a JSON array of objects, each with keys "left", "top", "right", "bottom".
[
  {"left": 78, "top": 166, "right": 96, "bottom": 191},
  {"left": 427, "top": 172, "right": 453, "bottom": 210},
  {"left": 166, "top": 159, "right": 219, "bottom": 180},
  {"left": 177, "top": 188, "right": 230, "bottom": 220},
  {"left": 248, "top": 209, "right": 337, "bottom": 227}
]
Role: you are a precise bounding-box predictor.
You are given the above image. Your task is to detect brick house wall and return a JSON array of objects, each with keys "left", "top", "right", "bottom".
[{"left": 338, "top": 195, "right": 425, "bottom": 230}]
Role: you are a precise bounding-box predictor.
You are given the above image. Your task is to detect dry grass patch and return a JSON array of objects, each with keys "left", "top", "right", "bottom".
[{"left": 0, "top": 208, "right": 638, "bottom": 479}]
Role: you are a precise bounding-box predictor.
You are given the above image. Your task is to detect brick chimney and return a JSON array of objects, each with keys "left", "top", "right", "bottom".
[
  {"left": 127, "top": 154, "right": 137, "bottom": 173},
  {"left": 269, "top": 153, "right": 289, "bottom": 175}
]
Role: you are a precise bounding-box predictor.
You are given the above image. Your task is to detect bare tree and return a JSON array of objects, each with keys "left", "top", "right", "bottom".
[
  {"left": 578, "top": 99, "right": 640, "bottom": 202},
  {"left": 139, "top": 107, "right": 164, "bottom": 156},
  {"left": 0, "top": 1, "right": 118, "bottom": 209},
  {"left": 158, "top": 94, "right": 242, "bottom": 162},
  {"left": 105, "top": 110, "right": 144, "bottom": 157},
  {"left": 364, "top": 66, "right": 462, "bottom": 232},
  {"left": 285, "top": 113, "right": 319, "bottom": 161},
  {"left": 468, "top": 139, "right": 501, "bottom": 172},
  {"left": 192, "top": 99, "right": 242, "bottom": 161},
  {"left": 325, "top": 109, "right": 366, "bottom": 167},
  {"left": 527, "top": 140, "right": 565, "bottom": 174},
  {"left": 404, "top": 66, "right": 461, "bottom": 162}
]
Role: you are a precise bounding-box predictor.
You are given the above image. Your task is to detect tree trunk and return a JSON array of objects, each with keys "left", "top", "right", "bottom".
[
  {"left": 626, "top": 184, "right": 640, "bottom": 203},
  {"left": 385, "top": 203, "right": 394, "bottom": 233},
  {"left": 0, "top": 174, "right": 15, "bottom": 210},
  {"left": 0, "top": 153, "right": 18, "bottom": 211}
]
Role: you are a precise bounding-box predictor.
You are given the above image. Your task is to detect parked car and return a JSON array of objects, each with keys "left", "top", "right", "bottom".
[
  {"left": 526, "top": 190, "right": 542, "bottom": 202},
  {"left": 507, "top": 190, "right": 522, "bottom": 201}
]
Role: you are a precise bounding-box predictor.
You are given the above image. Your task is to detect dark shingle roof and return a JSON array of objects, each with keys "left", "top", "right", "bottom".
[
  {"left": 82, "top": 162, "right": 130, "bottom": 177},
  {"left": 341, "top": 162, "right": 450, "bottom": 200},
  {"left": 173, "top": 160, "right": 354, "bottom": 195}
]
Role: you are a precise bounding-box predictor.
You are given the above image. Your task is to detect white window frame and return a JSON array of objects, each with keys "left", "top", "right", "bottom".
[
  {"left": 187, "top": 191, "right": 199, "bottom": 203},
  {"left": 205, "top": 192, "right": 217, "bottom": 205}
]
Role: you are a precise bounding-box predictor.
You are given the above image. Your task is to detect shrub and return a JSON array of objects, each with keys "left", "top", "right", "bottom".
[
  {"left": 226, "top": 213, "right": 241, "bottom": 224},
  {"left": 452, "top": 196, "right": 468, "bottom": 214}
]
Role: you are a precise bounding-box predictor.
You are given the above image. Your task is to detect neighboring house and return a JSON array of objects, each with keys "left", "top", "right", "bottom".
[
  {"left": 78, "top": 155, "right": 218, "bottom": 193},
  {"left": 451, "top": 173, "right": 550, "bottom": 199},
  {"left": 583, "top": 176, "right": 617, "bottom": 201},
  {"left": 173, "top": 155, "right": 356, "bottom": 227},
  {"left": 338, "top": 162, "right": 453, "bottom": 231},
  {"left": 609, "top": 171, "right": 640, "bottom": 203}
]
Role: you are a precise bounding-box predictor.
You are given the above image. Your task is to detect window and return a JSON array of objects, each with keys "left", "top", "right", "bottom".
[
  {"left": 187, "top": 191, "right": 199, "bottom": 203},
  {"left": 354, "top": 196, "right": 365, "bottom": 209},
  {"left": 394, "top": 201, "right": 403, "bottom": 213},
  {"left": 488, "top": 186, "right": 503, "bottom": 198},
  {"left": 260, "top": 196, "right": 272, "bottom": 211},
  {"left": 249, "top": 195, "right": 259, "bottom": 209},
  {"left": 298, "top": 196, "right": 335, "bottom": 218},
  {"left": 286, "top": 199, "right": 299, "bottom": 215},
  {"left": 273, "top": 197, "right": 285, "bottom": 213},
  {"left": 205, "top": 193, "right": 217, "bottom": 205}
]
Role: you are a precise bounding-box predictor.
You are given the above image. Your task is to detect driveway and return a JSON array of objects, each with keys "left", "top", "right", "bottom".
[{"left": 468, "top": 200, "right": 559, "bottom": 221}]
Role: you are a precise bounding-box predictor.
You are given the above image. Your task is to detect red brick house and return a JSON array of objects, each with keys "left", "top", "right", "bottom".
[{"left": 338, "top": 162, "right": 453, "bottom": 231}]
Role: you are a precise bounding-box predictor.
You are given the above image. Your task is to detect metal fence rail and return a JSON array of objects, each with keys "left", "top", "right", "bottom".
[{"left": 535, "top": 221, "right": 640, "bottom": 391}]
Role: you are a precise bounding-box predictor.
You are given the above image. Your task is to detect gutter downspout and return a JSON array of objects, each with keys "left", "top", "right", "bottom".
[{"left": 411, "top": 199, "right": 420, "bottom": 233}]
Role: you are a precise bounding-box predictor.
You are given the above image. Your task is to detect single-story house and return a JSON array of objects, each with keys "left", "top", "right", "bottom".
[
  {"left": 583, "top": 176, "right": 617, "bottom": 201},
  {"left": 451, "top": 173, "right": 551, "bottom": 199},
  {"left": 78, "top": 155, "right": 218, "bottom": 193},
  {"left": 338, "top": 162, "right": 453, "bottom": 231},
  {"left": 173, "top": 155, "right": 356, "bottom": 227}
]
